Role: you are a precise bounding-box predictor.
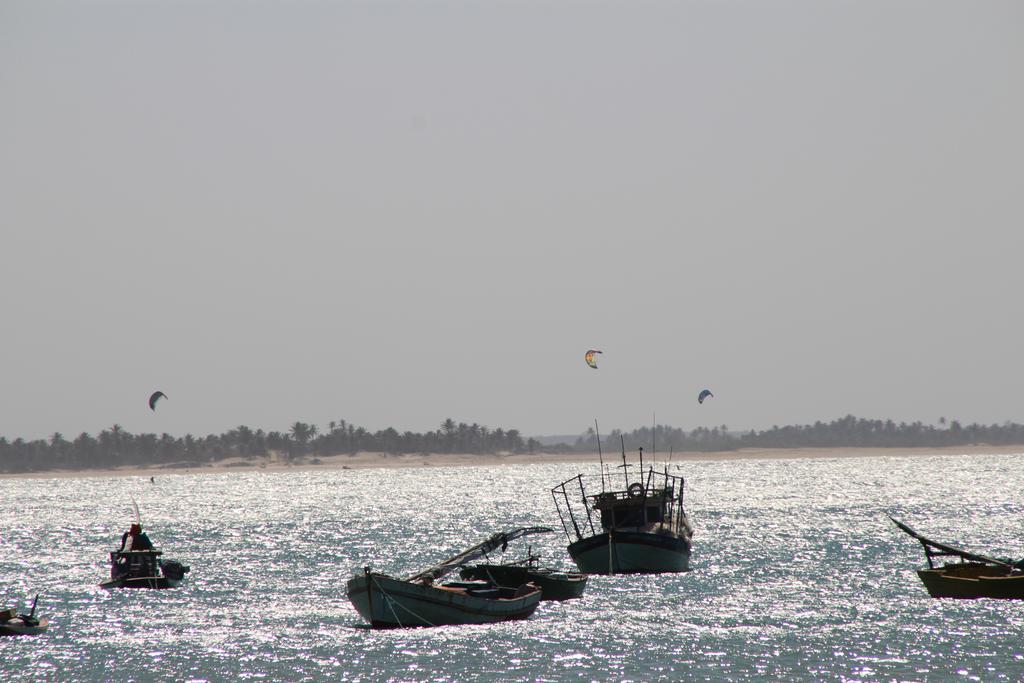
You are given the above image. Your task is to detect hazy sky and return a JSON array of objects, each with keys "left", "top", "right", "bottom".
[{"left": 2, "top": 1, "right": 1022, "bottom": 441}]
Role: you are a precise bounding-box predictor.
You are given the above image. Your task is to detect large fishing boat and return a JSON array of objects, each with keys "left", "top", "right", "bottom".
[
  {"left": 347, "top": 527, "right": 549, "bottom": 628},
  {"left": 891, "top": 516, "right": 1024, "bottom": 599},
  {"left": 552, "top": 442, "right": 693, "bottom": 574}
]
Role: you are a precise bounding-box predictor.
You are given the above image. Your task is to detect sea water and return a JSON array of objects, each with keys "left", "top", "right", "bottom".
[{"left": 2, "top": 453, "right": 1024, "bottom": 681}]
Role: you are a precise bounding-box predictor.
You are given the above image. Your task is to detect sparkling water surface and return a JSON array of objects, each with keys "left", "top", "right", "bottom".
[{"left": 3, "top": 453, "right": 1024, "bottom": 681}]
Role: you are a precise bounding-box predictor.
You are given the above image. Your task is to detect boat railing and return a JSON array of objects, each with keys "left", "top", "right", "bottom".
[
  {"left": 591, "top": 486, "right": 672, "bottom": 505},
  {"left": 110, "top": 550, "right": 163, "bottom": 578},
  {"left": 552, "top": 468, "right": 687, "bottom": 542},
  {"left": 110, "top": 550, "right": 162, "bottom": 560}
]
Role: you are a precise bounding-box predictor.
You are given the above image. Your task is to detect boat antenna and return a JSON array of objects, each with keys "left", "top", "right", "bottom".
[
  {"left": 595, "top": 419, "right": 606, "bottom": 493},
  {"left": 639, "top": 445, "right": 644, "bottom": 477},
  {"left": 651, "top": 412, "right": 656, "bottom": 472},
  {"left": 620, "top": 434, "right": 629, "bottom": 488}
]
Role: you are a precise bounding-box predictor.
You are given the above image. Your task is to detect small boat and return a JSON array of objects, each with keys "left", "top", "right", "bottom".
[
  {"left": 890, "top": 516, "right": 1024, "bottom": 599},
  {"left": 347, "top": 527, "right": 549, "bottom": 628},
  {"left": 459, "top": 551, "right": 588, "bottom": 601},
  {"left": 100, "top": 503, "right": 190, "bottom": 589},
  {"left": 552, "top": 442, "right": 693, "bottom": 574},
  {"left": 0, "top": 595, "right": 48, "bottom": 636},
  {"left": 100, "top": 550, "right": 191, "bottom": 589}
]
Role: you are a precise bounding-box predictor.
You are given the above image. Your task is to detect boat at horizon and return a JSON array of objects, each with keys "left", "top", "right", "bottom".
[
  {"left": 552, "top": 443, "right": 693, "bottom": 574},
  {"left": 346, "top": 527, "right": 550, "bottom": 628},
  {"left": 890, "top": 516, "right": 1024, "bottom": 599}
]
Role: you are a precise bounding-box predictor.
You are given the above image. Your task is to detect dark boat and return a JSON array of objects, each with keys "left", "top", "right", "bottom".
[
  {"left": 101, "top": 503, "right": 190, "bottom": 589},
  {"left": 459, "top": 541, "right": 588, "bottom": 601},
  {"left": 0, "top": 595, "right": 47, "bottom": 636},
  {"left": 347, "top": 527, "right": 549, "bottom": 628},
  {"left": 100, "top": 550, "right": 190, "bottom": 589},
  {"left": 890, "top": 516, "right": 1024, "bottom": 599},
  {"left": 552, "top": 444, "right": 693, "bottom": 575}
]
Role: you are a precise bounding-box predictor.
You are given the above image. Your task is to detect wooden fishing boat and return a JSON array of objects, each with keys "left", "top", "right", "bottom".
[
  {"left": 459, "top": 537, "right": 587, "bottom": 601},
  {"left": 347, "top": 528, "right": 549, "bottom": 628},
  {"left": 890, "top": 516, "right": 1024, "bottom": 599},
  {"left": 459, "top": 561, "right": 587, "bottom": 601},
  {"left": 552, "top": 443, "right": 693, "bottom": 574},
  {"left": 100, "top": 550, "right": 190, "bottom": 589},
  {"left": 0, "top": 595, "right": 47, "bottom": 636}
]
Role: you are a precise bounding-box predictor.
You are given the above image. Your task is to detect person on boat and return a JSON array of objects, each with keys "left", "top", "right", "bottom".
[
  {"left": 118, "top": 523, "right": 154, "bottom": 552},
  {"left": 133, "top": 526, "right": 154, "bottom": 551},
  {"left": 118, "top": 524, "right": 138, "bottom": 552}
]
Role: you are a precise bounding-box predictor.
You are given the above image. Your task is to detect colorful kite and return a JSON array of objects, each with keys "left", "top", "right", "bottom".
[{"left": 584, "top": 349, "right": 602, "bottom": 369}]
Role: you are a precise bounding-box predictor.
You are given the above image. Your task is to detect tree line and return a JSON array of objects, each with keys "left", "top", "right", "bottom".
[
  {"left": 571, "top": 415, "right": 1024, "bottom": 453},
  {"left": 3, "top": 415, "right": 1024, "bottom": 474},
  {"left": 0, "top": 418, "right": 539, "bottom": 473}
]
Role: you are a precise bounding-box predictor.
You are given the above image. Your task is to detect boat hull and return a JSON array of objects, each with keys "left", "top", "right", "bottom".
[
  {"left": 917, "top": 565, "right": 1024, "bottom": 599},
  {"left": 568, "top": 530, "right": 691, "bottom": 574},
  {"left": 99, "top": 576, "right": 182, "bottom": 590},
  {"left": 0, "top": 618, "right": 48, "bottom": 636},
  {"left": 100, "top": 552, "right": 188, "bottom": 589},
  {"left": 347, "top": 573, "right": 542, "bottom": 628},
  {"left": 459, "top": 565, "right": 587, "bottom": 601}
]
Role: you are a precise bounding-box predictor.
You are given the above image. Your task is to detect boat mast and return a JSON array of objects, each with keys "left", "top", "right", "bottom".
[
  {"left": 620, "top": 435, "right": 629, "bottom": 488},
  {"left": 651, "top": 411, "right": 655, "bottom": 470},
  {"left": 595, "top": 419, "right": 606, "bottom": 493}
]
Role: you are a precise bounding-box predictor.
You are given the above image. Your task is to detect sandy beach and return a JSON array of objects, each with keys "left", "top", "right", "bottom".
[{"left": 3, "top": 444, "right": 1023, "bottom": 480}]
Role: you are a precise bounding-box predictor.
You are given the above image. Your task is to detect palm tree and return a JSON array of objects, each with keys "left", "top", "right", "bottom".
[
  {"left": 290, "top": 422, "right": 311, "bottom": 444},
  {"left": 441, "top": 418, "right": 457, "bottom": 452},
  {"left": 307, "top": 424, "right": 320, "bottom": 454}
]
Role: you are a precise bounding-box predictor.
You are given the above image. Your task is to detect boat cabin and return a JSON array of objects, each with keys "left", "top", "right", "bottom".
[
  {"left": 591, "top": 483, "right": 674, "bottom": 530},
  {"left": 110, "top": 550, "right": 163, "bottom": 580}
]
